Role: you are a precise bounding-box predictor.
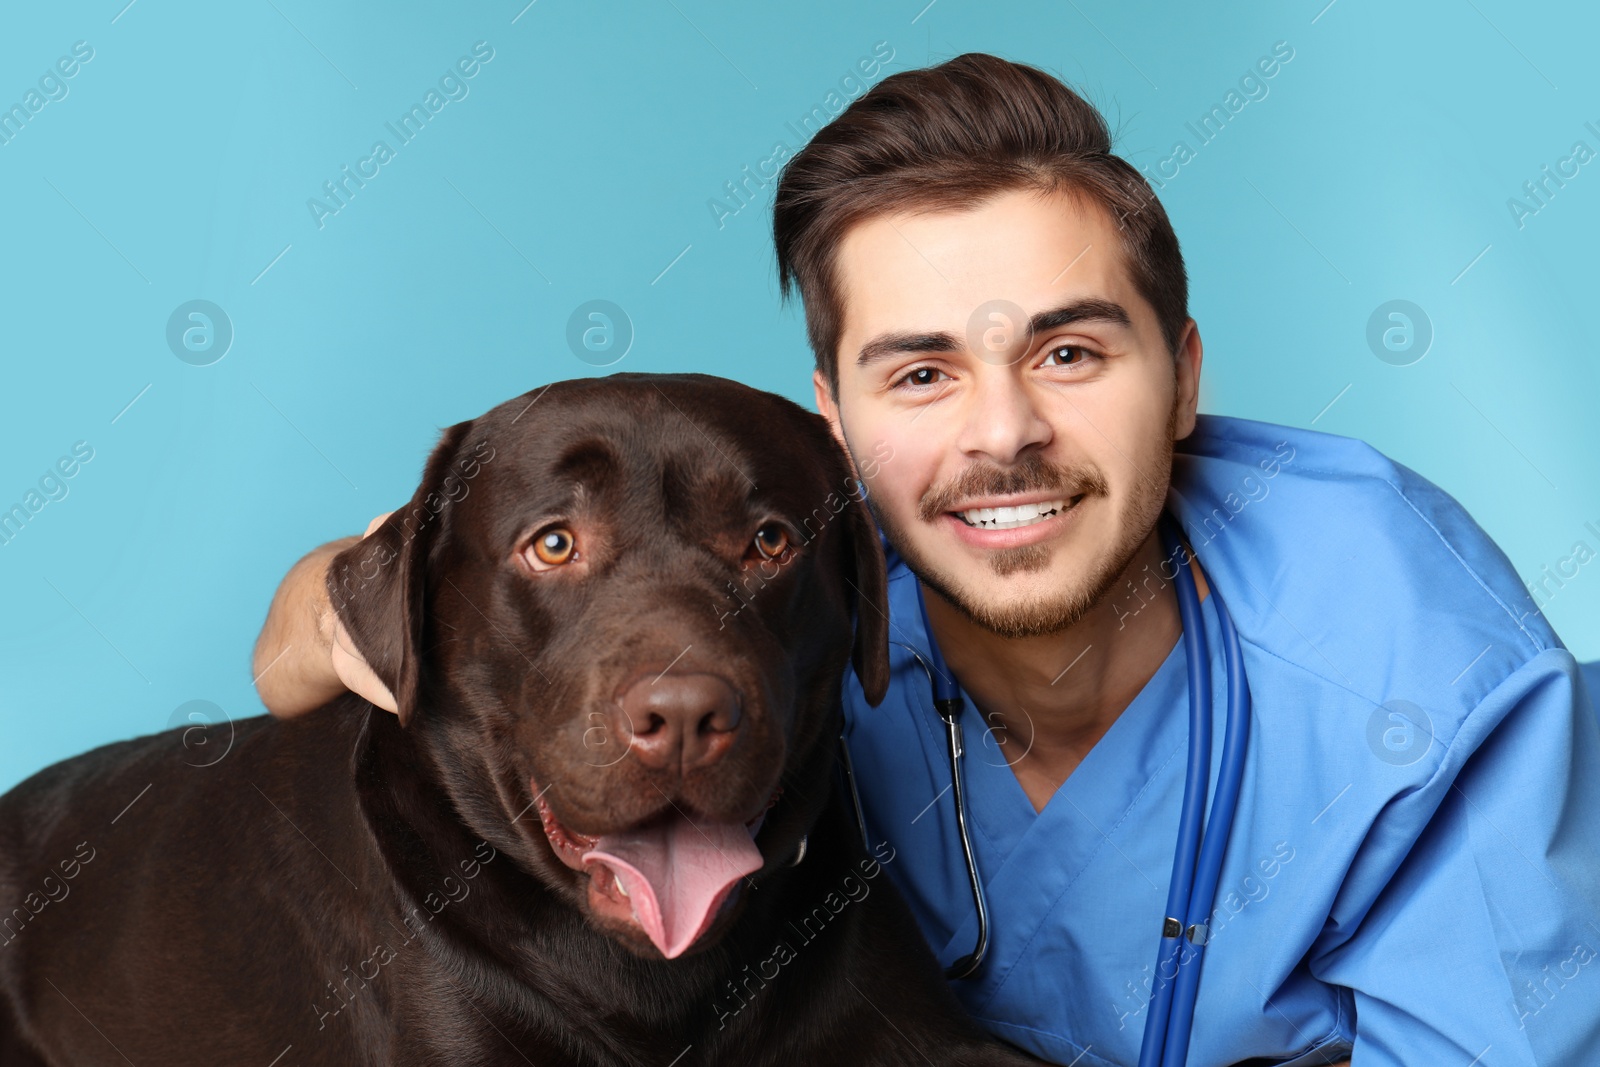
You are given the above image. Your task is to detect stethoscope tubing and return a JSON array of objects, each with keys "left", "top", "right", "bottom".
[
  {"left": 1140, "top": 511, "right": 1254, "bottom": 1067},
  {"left": 1161, "top": 571, "right": 1251, "bottom": 1067},
  {"left": 914, "top": 583, "right": 992, "bottom": 979},
  {"left": 1139, "top": 511, "right": 1214, "bottom": 1067}
]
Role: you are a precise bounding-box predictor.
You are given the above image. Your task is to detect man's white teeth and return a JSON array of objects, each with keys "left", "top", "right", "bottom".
[{"left": 959, "top": 498, "right": 1069, "bottom": 529}]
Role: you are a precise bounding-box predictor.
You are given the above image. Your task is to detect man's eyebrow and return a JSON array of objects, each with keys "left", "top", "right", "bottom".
[
  {"left": 856, "top": 331, "right": 961, "bottom": 368},
  {"left": 855, "top": 298, "right": 1134, "bottom": 368},
  {"left": 1028, "top": 298, "right": 1132, "bottom": 335}
]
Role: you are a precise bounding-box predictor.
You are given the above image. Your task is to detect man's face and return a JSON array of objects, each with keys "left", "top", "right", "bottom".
[{"left": 815, "top": 187, "right": 1201, "bottom": 638}]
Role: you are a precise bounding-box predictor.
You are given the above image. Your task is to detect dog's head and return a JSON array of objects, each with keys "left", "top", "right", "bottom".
[{"left": 327, "top": 373, "right": 889, "bottom": 959}]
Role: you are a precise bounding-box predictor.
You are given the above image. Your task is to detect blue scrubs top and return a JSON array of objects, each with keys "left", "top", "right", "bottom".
[{"left": 841, "top": 413, "right": 1600, "bottom": 1066}]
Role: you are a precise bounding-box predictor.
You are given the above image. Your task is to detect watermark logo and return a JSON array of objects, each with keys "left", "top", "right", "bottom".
[
  {"left": 566, "top": 300, "right": 633, "bottom": 367},
  {"left": 1365, "top": 299, "right": 1431, "bottom": 366},
  {"left": 0, "top": 40, "right": 94, "bottom": 148},
  {"left": 1507, "top": 121, "right": 1599, "bottom": 230},
  {"left": 166, "top": 300, "right": 233, "bottom": 366},
  {"left": 307, "top": 42, "right": 495, "bottom": 230},
  {"left": 0, "top": 440, "right": 95, "bottom": 549},
  {"left": 708, "top": 41, "right": 896, "bottom": 231},
  {"left": 711, "top": 839, "right": 897, "bottom": 1031},
  {"left": 166, "top": 699, "right": 235, "bottom": 768},
  {"left": 1519, "top": 519, "right": 1600, "bottom": 621},
  {"left": 966, "top": 298, "right": 1032, "bottom": 367},
  {"left": 0, "top": 841, "right": 97, "bottom": 951},
  {"left": 1134, "top": 40, "right": 1295, "bottom": 191},
  {"left": 1366, "top": 699, "right": 1434, "bottom": 766}
]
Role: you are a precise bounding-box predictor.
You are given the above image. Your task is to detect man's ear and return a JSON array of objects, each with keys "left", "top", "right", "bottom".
[
  {"left": 812, "top": 369, "right": 850, "bottom": 459},
  {"left": 324, "top": 419, "right": 477, "bottom": 726},
  {"left": 842, "top": 480, "right": 890, "bottom": 708},
  {"left": 1173, "top": 318, "right": 1203, "bottom": 440}
]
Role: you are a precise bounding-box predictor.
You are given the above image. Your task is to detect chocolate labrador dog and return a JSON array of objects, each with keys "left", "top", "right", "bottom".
[{"left": 0, "top": 374, "right": 1041, "bottom": 1066}]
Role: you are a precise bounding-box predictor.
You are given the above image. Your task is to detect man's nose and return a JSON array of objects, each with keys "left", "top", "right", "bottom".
[
  {"left": 612, "top": 673, "right": 743, "bottom": 772},
  {"left": 955, "top": 366, "right": 1053, "bottom": 463}
]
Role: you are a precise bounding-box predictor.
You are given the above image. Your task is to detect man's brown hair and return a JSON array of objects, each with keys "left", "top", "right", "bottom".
[{"left": 773, "top": 52, "right": 1189, "bottom": 394}]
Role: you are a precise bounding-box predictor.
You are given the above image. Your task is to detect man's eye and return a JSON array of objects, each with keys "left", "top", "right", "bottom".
[
  {"left": 894, "top": 366, "right": 948, "bottom": 389},
  {"left": 1042, "top": 344, "right": 1101, "bottom": 368}
]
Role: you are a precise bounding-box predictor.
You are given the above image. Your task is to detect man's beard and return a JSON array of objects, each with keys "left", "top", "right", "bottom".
[{"left": 864, "top": 400, "right": 1179, "bottom": 640}]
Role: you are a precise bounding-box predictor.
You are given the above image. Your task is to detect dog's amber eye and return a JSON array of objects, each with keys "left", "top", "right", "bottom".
[
  {"left": 752, "top": 524, "right": 789, "bottom": 560},
  {"left": 532, "top": 528, "right": 576, "bottom": 566}
]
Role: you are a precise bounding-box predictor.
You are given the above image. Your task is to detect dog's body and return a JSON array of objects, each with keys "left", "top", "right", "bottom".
[
  {"left": 0, "top": 375, "right": 1041, "bottom": 1066},
  {"left": 0, "top": 698, "right": 1019, "bottom": 1065}
]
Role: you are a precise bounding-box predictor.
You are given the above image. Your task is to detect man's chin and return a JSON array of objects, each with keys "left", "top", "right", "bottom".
[
  {"left": 941, "top": 577, "right": 1100, "bottom": 638},
  {"left": 899, "top": 546, "right": 1102, "bottom": 639},
  {"left": 981, "top": 543, "right": 1055, "bottom": 580},
  {"left": 899, "top": 527, "right": 1135, "bottom": 641}
]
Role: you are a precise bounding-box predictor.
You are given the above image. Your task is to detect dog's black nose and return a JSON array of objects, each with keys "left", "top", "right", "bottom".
[{"left": 615, "top": 672, "right": 743, "bottom": 772}]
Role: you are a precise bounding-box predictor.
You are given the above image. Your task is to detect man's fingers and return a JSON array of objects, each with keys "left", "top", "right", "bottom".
[
  {"left": 311, "top": 511, "right": 401, "bottom": 715},
  {"left": 331, "top": 615, "right": 399, "bottom": 715}
]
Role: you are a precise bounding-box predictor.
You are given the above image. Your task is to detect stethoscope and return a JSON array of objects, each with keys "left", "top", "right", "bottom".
[{"left": 839, "top": 509, "right": 1253, "bottom": 1067}]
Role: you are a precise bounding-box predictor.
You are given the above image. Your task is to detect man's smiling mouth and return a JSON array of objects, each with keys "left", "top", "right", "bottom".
[{"left": 954, "top": 494, "right": 1084, "bottom": 530}]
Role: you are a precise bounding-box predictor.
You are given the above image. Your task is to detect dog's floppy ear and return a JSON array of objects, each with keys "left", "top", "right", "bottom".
[
  {"left": 324, "top": 419, "right": 477, "bottom": 726},
  {"left": 841, "top": 485, "right": 890, "bottom": 707}
]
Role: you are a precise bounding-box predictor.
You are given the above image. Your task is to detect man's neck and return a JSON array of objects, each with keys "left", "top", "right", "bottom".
[{"left": 921, "top": 524, "right": 1209, "bottom": 814}]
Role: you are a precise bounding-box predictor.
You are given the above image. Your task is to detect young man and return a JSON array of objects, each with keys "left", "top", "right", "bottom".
[{"left": 255, "top": 54, "right": 1600, "bottom": 1066}]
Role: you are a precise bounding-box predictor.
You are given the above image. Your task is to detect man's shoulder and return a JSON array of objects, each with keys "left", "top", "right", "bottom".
[
  {"left": 1176, "top": 412, "right": 1471, "bottom": 504},
  {"left": 1171, "top": 414, "right": 1561, "bottom": 710}
]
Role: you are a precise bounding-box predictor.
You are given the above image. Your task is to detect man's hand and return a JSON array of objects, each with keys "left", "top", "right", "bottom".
[{"left": 252, "top": 512, "right": 398, "bottom": 718}]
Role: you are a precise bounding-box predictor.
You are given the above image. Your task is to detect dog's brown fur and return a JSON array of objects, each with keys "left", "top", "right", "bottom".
[{"left": 0, "top": 374, "right": 1041, "bottom": 1066}]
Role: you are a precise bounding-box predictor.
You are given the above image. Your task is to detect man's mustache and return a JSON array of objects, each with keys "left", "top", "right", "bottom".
[{"left": 917, "top": 454, "right": 1108, "bottom": 521}]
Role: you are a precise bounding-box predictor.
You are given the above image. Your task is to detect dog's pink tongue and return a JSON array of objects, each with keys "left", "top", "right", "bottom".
[{"left": 583, "top": 812, "right": 764, "bottom": 959}]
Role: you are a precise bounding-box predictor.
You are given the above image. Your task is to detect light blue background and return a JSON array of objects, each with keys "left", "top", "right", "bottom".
[{"left": 2, "top": 0, "right": 1596, "bottom": 792}]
